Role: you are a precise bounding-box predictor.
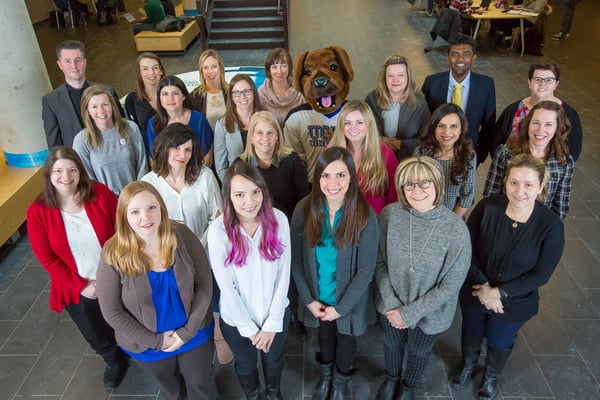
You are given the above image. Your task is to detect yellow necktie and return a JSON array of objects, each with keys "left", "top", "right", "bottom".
[{"left": 452, "top": 83, "right": 463, "bottom": 108}]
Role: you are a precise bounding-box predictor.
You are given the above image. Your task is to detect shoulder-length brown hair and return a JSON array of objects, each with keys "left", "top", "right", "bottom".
[
  {"left": 134, "top": 52, "right": 166, "bottom": 102},
  {"left": 224, "top": 74, "right": 261, "bottom": 132},
  {"left": 374, "top": 55, "right": 421, "bottom": 110},
  {"left": 509, "top": 100, "right": 571, "bottom": 165},
  {"left": 418, "top": 103, "right": 474, "bottom": 184},
  {"left": 151, "top": 123, "right": 203, "bottom": 185},
  {"left": 264, "top": 48, "right": 294, "bottom": 80},
  {"left": 304, "top": 147, "right": 370, "bottom": 248},
  {"left": 40, "top": 146, "right": 96, "bottom": 209},
  {"left": 81, "top": 85, "right": 132, "bottom": 149},
  {"left": 103, "top": 181, "right": 177, "bottom": 277},
  {"left": 153, "top": 75, "right": 193, "bottom": 135}
]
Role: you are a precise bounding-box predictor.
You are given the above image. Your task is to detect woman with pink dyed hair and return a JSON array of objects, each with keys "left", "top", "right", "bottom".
[{"left": 207, "top": 161, "right": 291, "bottom": 400}]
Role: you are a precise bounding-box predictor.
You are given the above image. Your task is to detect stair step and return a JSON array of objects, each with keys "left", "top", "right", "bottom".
[
  {"left": 208, "top": 37, "right": 285, "bottom": 50},
  {"left": 211, "top": 26, "right": 284, "bottom": 39},
  {"left": 213, "top": 6, "right": 279, "bottom": 18},
  {"left": 214, "top": 0, "right": 278, "bottom": 7},
  {"left": 212, "top": 16, "right": 284, "bottom": 29}
]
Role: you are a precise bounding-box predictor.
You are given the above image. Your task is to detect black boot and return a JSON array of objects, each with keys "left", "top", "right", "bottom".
[
  {"left": 312, "top": 353, "right": 333, "bottom": 400},
  {"left": 398, "top": 380, "right": 416, "bottom": 400},
  {"left": 478, "top": 346, "right": 513, "bottom": 400},
  {"left": 264, "top": 367, "right": 283, "bottom": 400},
  {"left": 103, "top": 359, "right": 128, "bottom": 391},
  {"left": 235, "top": 369, "right": 262, "bottom": 400},
  {"left": 331, "top": 367, "right": 356, "bottom": 400},
  {"left": 375, "top": 371, "right": 400, "bottom": 400},
  {"left": 449, "top": 336, "right": 483, "bottom": 388}
]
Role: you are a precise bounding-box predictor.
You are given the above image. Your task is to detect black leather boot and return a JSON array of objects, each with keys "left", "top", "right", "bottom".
[
  {"left": 312, "top": 353, "right": 333, "bottom": 400},
  {"left": 375, "top": 371, "right": 401, "bottom": 400},
  {"left": 264, "top": 367, "right": 283, "bottom": 400},
  {"left": 331, "top": 367, "right": 356, "bottom": 400},
  {"left": 235, "top": 369, "right": 263, "bottom": 400},
  {"left": 398, "top": 380, "right": 416, "bottom": 400},
  {"left": 449, "top": 336, "right": 483, "bottom": 388},
  {"left": 478, "top": 346, "right": 513, "bottom": 400}
]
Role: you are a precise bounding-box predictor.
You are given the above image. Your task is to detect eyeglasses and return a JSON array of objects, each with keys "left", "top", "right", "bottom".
[
  {"left": 531, "top": 77, "right": 557, "bottom": 84},
  {"left": 231, "top": 89, "right": 252, "bottom": 97},
  {"left": 402, "top": 180, "right": 432, "bottom": 191}
]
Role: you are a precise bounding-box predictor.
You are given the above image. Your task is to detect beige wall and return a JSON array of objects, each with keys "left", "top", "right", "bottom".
[{"left": 25, "top": 0, "right": 55, "bottom": 24}]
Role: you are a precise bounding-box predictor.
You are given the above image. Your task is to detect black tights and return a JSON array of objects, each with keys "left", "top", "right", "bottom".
[{"left": 318, "top": 320, "right": 356, "bottom": 374}]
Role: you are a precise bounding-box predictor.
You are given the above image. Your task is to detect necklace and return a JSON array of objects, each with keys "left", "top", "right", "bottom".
[{"left": 409, "top": 208, "right": 441, "bottom": 273}]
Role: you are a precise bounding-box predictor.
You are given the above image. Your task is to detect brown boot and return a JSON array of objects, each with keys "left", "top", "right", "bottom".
[{"left": 214, "top": 316, "right": 234, "bottom": 364}]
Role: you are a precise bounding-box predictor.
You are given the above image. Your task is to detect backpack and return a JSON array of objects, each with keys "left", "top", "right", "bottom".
[{"left": 154, "top": 16, "right": 185, "bottom": 32}]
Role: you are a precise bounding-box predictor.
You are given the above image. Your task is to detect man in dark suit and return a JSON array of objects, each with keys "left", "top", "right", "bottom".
[
  {"left": 421, "top": 36, "right": 496, "bottom": 164},
  {"left": 42, "top": 40, "right": 122, "bottom": 148}
]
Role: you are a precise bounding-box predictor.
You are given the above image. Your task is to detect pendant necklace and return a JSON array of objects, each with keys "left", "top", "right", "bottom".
[{"left": 409, "top": 208, "right": 441, "bottom": 273}]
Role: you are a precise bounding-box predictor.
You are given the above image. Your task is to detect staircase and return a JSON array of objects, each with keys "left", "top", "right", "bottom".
[{"left": 208, "top": 0, "right": 288, "bottom": 50}]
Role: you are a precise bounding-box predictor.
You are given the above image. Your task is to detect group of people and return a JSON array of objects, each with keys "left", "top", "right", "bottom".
[{"left": 32, "top": 36, "right": 577, "bottom": 399}]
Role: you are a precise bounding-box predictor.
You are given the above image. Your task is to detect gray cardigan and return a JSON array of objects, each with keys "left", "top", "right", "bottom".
[
  {"left": 375, "top": 204, "right": 471, "bottom": 335},
  {"left": 290, "top": 197, "right": 379, "bottom": 336},
  {"left": 96, "top": 223, "right": 213, "bottom": 353}
]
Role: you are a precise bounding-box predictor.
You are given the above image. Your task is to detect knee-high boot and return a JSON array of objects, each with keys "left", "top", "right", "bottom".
[
  {"left": 478, "top": 345, "right": 513, "bottom": 400},
  {"left": 312, "top": 353, "right": 333, "bottom": 400},
  {"left": 449, "top": 336, "right": 483, "bottom": 388},
  {"left": 331, "top": 367, "right": 356, "bottom": 400}
]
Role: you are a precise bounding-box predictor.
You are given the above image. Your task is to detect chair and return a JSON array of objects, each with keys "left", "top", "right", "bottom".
[{"left": 52, "top": 0, "right": 87, "bottom": 29}]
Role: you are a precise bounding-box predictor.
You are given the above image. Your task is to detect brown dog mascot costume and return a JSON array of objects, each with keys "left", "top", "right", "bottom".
[{"left": 283, "top": 46, "right": 354, "bottom": 182}]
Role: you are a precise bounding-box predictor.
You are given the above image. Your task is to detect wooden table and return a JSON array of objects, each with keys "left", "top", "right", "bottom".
[{"left": 468, "top": 5, "right": 538, "bottom": 56}]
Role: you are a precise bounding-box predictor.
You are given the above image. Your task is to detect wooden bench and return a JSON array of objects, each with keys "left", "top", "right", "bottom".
[{"left": 134, "top": 19, "right": 200, "bottom": 54}]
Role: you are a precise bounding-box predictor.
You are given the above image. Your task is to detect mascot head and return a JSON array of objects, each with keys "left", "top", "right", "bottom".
[{"left": 293, "top": 46, "right": 354, "bottom": 114}]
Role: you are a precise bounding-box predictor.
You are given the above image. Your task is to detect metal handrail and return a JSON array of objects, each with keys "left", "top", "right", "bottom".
[{"left": 277, "top": 0, "right": 284, "bottom": 15}]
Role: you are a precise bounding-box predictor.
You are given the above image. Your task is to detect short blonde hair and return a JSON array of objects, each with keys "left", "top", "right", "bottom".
[
  {"left": 395, "top": 156, "right": 445, "bottom": 210},
  {"left": 504, "top": 153, "right": 549, "bottom": 203}
]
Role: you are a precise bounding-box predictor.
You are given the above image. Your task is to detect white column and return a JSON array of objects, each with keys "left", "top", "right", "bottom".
[{"left": 0, "top": 1, "right": 50, "bottom": 167}]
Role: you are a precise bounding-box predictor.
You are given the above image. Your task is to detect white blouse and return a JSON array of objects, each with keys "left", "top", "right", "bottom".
[
  {"left": 61, "top": 209, "right": 102, "bottom": 280},
  {"left": 141, "top": 166, "right": 222, "bottom": 246},
  {"left": 207, "top": 209, "right": 291, "bottom": 338}
]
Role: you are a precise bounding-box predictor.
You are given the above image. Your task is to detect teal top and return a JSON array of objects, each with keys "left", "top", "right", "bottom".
[{"left": 315, "top": 204, "right": 342, "bottom": 305}]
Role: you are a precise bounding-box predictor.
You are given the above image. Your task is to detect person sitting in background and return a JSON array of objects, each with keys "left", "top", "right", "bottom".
[
  {"left": 490, "top": 0, "right": 548, "bottom": 42},
  {"left": 257, "top": 48, "right": 305, "bottom": 127},
  {"left": 73, "top": 85, "right": 148, "bottom": 196},
  {"left": 189, "top": 49, "right": 229, "bottom": 130},
  {"left": 365, "top": 55, "right": 430, "bottom": 161},
  {"left": 414, "top": 103, "right": 476, "bottom": 218},
  {"left": 484, "top": 101, "right": 573, "bottom": 220},
  {"left": 27, "top": 147, "right": 128, "bottom": 392},
  {"left": 490, "top": 61, "right": 582, "bottom": 161},
  {"left": 132, "top": 0, "right": 166, "bottom": 35},
  {"left": 125, "top": 52, "right": 166, "bottom": 147}
]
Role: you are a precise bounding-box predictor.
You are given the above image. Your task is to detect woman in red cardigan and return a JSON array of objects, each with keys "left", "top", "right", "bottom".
[{"left": 26, "top": 146, "right": 128, "bottom": 391}]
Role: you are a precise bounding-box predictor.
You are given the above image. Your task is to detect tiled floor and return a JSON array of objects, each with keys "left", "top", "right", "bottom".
[{"left": 1, "top": 0, "right": 599, "bottom": 398}]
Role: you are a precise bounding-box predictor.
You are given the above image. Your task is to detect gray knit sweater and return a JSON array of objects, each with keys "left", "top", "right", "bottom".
[{"left": 375, "top": 203, "right": 471, "bottom": 335}]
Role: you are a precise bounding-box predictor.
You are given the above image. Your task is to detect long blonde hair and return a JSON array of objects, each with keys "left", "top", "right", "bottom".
[
  {"left": 104, "top": 182, "right": 177, "bottom": 276},
  {"left": 81, "top": 85, "right": 131, "bottom": 149},
  {"left": 239, "top": 111, "right": 292, "bottom": 162},
  {"left": 374, "top": 55, "right": 420, "bottom": 110},
  {"left": 330, "top": 100, "right": 388, "bottom": 197}
]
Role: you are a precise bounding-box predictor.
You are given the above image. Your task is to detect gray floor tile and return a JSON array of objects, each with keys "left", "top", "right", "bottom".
[
  {"left": 521, "top": 314, "right": 577, "bottom": 356},
  {"left": 583, "top": 289, "right": 600, "bottom": 315},
  {"left": 560, "top": 239, "right": 600, "bottom": 289},
  {"left": 0, "top": 320, "right": 18, "bottom": 350},
  {"left": 538, "top": 265, "right": 597, "bottom": 319},
  {"left": 500, "top": 338, "right": 552, "bottom": 398},
  {"left": 62, "top": 356, "right": 110, "bottom": 400},
  {"left": 110, "top": 362, "right": 160, "bottom": 396},
  {"left": 0, "top": 355, "right": 38, "bottom": 400},
  {"left": 566, "top": 219, "right": 600, "bottom": 259},
  {"left": 0, "top": 244, "right": 34, "bottom": 291},
  {"left": 0, "top": 267, "right": 49, "bottom": 320},
  {"left": 561, "top": 319, "right": 600, "bottom": 381},
  {"left": 0, "top": 295, "right": 61, "bottom": 355},
  {"left": 535, "top": 355, "right": 600, "bottom": 400},
  {"left": 18, "top": 321, "right": 88, "bottom": 396}
]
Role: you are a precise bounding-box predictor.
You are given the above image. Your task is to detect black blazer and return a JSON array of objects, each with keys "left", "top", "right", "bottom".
[{"left": 421, "top": 71, "right": 496, "bottom": 164}]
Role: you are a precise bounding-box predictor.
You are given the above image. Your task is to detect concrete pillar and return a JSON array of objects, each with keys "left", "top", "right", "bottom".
[{"left": 0, "top": 1, "right": 50, "bottom": 167}]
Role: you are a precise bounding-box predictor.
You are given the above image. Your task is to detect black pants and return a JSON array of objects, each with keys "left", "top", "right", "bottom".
[
  {"left": 136, "top": 338, "right": 218, "bottom": 400},
  {"left": 318, "top": 319, "right": 356, "bottom": 374},
  {"left": 64, "top": 295, "right": 125, "bottom": 366}
]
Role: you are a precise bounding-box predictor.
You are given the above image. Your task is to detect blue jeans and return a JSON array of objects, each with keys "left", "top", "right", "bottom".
[{"left": 560, "top": 3, "right": 576, "bottom": 34}]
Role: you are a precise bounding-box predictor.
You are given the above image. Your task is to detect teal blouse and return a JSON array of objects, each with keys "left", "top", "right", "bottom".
[{"left": 315, "top": 205, "right": 343, "bottom": 305}]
